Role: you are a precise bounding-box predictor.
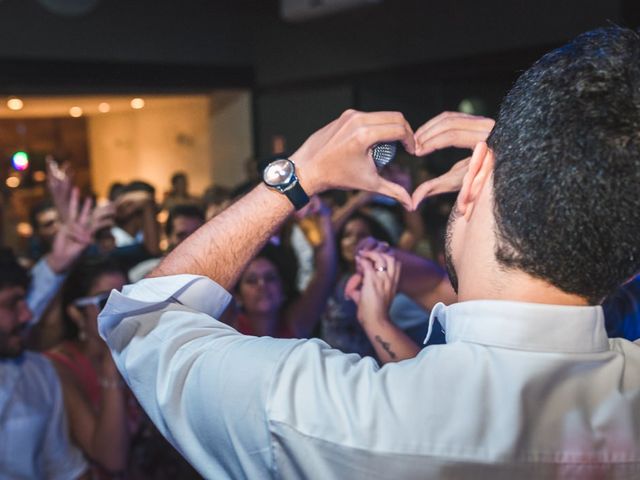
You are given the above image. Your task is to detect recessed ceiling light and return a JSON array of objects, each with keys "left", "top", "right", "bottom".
[
  {"left": 16, "top": 222, "right": 33, "bottom": 237},
  {"left": 69, "top": 106, "right": 83, "bottom": 118},
  {"left": 6, "top": 176, "right": 20, "bottom": 188},
  {"left": 98, "top": 102, "right": 111, "bottom": 113},
  {"left": 130, "top": 98, "right": 145, "bottom": 109},
  {"left": 7, "top": 98, "right": 24, "bottom": 111}
]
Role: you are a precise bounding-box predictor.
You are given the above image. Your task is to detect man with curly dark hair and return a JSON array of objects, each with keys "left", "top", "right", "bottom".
[{"left": 101, "top": 27, "right": 640, "bottom": 479}]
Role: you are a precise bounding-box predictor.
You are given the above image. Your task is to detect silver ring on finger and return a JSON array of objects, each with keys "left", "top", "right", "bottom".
[{"left": 375, "top": 265, "right": 387, "bottom": 273}]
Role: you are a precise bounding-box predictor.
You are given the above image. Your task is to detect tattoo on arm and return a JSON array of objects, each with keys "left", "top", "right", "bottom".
[{"left": 374, "top": 335, "right": 397, "bottom": 359}]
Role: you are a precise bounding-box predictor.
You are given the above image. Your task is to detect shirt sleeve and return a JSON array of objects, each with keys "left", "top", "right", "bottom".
[
  {"left": 41, "top": 359, "right": 89, "bottom": 480},
  {"left": 26, "top": 258, "right": 66, "bottom": 326},
  {"left": 98, "top": 275, "right": 305, "bottom": 479}
]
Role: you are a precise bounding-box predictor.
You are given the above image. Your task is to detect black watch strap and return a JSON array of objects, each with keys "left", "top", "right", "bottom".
[{"left": 285, "top": 181, "right": 310, "bottom": 210}]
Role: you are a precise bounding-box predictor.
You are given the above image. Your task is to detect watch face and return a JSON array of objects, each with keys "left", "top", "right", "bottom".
[{"left": 263, "top": 159, "right": 294, "bottom": 187}]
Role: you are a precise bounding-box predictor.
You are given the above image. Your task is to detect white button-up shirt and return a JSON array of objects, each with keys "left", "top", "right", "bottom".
[
  {"left": 0, "top": 353, "right": 87, "bottom": 479},
  {"left": 99, "top": 275, "right": 640, "bottom": 479}
]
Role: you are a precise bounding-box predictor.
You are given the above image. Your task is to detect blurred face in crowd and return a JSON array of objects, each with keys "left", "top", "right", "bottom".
[
  {"left": 340, "top": 218, "right": 371, "bottom": 266},
  {"left": 0, "top": 285, "right": 32, "bottom": 358},
  {"left": 95, "top": 228, "right": 117, "bottom": 255},
  {"left": 69, "top": 272, "right": 127, "bottom": 343},
  {"left": 115, "top": 190, "right": 152, "bottom": 226},
  {"left": 36, "top": 207, "right": 60, "bottom": 245},
  {"left": 237, "top": 257, "right": 285, "bottom": 317},
  {"left": 169, "top": 215, "right": 204, "bottom": 249}
]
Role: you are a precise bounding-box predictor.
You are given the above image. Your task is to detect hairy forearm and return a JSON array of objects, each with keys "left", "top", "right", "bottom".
[{"left": 150, "top": 184, "right": 293, "bottom": 290}]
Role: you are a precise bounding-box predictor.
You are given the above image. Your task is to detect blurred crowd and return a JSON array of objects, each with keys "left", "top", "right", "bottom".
[{"left": 2, "top": 109, "right": 640, "bottom": 479}]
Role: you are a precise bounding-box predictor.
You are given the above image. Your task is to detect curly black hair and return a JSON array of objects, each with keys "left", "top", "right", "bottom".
[{"left": 487, "top": 27, "right": 640, "bottom": 303}]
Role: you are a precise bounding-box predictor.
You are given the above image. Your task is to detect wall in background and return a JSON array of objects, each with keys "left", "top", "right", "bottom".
[
  {"left": 0, "top": 117, "right": 89, "bottom": 249},
  {"left": 88, "top": 91, "right": 253, "bottom": 199},
  {"left": 255, "top": 85, "right": 353, "bottom": 158},
  {"left": 208, "top": 91, "right": 254, "bottom": 189},
  {"left": 88, "top": 96, "right": 212, "bottom": 200}
]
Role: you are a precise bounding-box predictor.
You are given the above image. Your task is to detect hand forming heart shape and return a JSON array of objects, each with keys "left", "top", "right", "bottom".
[
  {"left": 408, "top": 111, "right": 495, "bottom": 210},
  {"left": 290, "top": 110, "right": 495, "bottom": 211}
]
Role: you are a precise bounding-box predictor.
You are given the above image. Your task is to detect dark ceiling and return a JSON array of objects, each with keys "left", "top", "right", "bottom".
[{"left": 0, "top": 0, "right": 637, "bottom": 93}]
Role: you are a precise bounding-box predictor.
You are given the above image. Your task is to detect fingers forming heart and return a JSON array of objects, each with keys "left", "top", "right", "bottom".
[
  {"left": 411, "top": 157, "right": 470, "bottom": 209},
  {"left": 364, "top": 112, "right": 494, "bottom": 210},
  {"left": 410, "top": 111, "right": 495, "bottom": 209},
  {"left": 293, "top": 110, "right": 494, "bottom": 212}
]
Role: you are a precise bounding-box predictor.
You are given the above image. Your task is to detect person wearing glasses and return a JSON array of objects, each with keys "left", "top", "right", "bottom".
[
  {"left": 0, "top": 188, "right": 94, "bottom": 479},
  {"left": 46, "top": 256, "right": 131, "bottom": 478},
  {"left": 47, "top": 255, "right": 202, "bottom": 479},
  {"left": 101, "top": 28, "right": 640, "bottom": 478}
]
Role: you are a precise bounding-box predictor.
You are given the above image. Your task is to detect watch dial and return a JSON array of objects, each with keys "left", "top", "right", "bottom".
[{"left": 264, "top": 159, "right": 294, "bottom": 187}]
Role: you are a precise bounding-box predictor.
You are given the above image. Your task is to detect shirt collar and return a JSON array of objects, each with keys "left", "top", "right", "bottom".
[{"left": 425, "top": 300, "right": 609, "bottom": 353}]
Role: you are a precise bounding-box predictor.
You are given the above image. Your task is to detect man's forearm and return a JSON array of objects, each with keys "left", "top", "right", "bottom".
[
  {"left": 361, "top": 315, "right": 420, "bottom": 364},
  {"left": 149, "top": 184, "right": 293, "bottom": 290},
  {"left": 149, "top": 110, "right": 416, "bottom": 289}
]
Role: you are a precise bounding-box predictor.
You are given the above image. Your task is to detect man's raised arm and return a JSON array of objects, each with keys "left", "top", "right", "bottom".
[
  {"left": 97, "top": 111, "right": 415, "bottom": 478},
  {"left": 148, "top": 110, "right": 415, "bottom": 289}
]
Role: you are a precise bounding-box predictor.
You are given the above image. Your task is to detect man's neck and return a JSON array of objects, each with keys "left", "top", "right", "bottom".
[{"left": 457, "top": 267, "right": 589, "bottom": 306}]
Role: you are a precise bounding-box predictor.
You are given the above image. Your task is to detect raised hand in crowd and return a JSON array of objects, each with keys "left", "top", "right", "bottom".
[
  {"left": 90, "top": 202, "right": 117, "bottom": 233},
  {"left": 285, "top": 195, "right": 337, "bottom": 337},
  {"left": 345, "top": 249, "right": 420, "bottom": 364},
  {"left": 412, "top": 111, "right": 495, "bottom": 207},
  {"left": 46, "top": 187, "right": 94, "bottom": 274},
  {"left": 331, "top": 190, "right": 375, "bottom": 232},
  {"left": 355, "top": 235, "right": 456, "bottom": 311},
  {"left": 46, "top": 158, "right": 74, "bottom": 223},
  {"left": 114, "top": 190, "right": 161, "bottom": 256}
]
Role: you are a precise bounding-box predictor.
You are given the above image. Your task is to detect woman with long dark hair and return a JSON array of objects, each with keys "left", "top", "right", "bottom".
[
  {"left": 321, "top": 210, "right": 434, "bottom": 359},
  {"left": 46, "top": 256, "right": 131, "bottom": 478},
  {"left": 233, "top": 199, "right": 337, "bottom": 338}
]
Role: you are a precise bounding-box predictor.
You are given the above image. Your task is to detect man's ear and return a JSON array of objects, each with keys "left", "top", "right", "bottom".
[{"left": 455, "top": 142, "right": 494, "bottom": 220}]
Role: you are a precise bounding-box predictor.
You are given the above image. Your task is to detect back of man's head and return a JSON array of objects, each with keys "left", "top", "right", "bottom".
[
  {"left": 123, "top": 180, "right": 156, "bottom": 198},
  {"left": 166, "top": 204, "right": 205, "bottom": 249},
  {"left": 27, "top": 199, "right": 59, "bottom": 259},
  {"left": 487, "top": 26, "right": 640, "bottom": 304}
]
